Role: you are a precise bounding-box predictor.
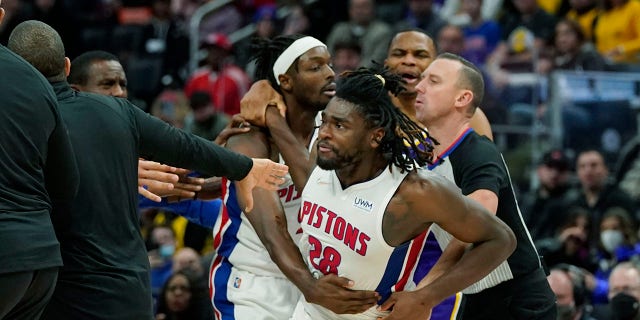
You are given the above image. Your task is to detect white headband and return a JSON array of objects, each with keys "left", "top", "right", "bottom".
[{"left": 272, "top": 36, "right": 327, "bottom": 85}]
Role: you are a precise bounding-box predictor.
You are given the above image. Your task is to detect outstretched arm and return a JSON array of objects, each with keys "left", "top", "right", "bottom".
[
  {"left": 379, "top": 173, "right": 514, "bottom": 319},
  {"left": 132, "top": 103, "right": 287, "bottom": 211},
  {"left": 137, "top": 159, "right": 205, "bottom": 202},
  {"left": 139, "top": 196, "right": 222, "bottom": 228}
]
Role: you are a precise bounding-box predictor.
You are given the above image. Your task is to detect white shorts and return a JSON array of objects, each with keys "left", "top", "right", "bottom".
[
  {"left": 289, "top": 296, "right": 389, "bottom": 320},
  {"left": 210, "top": 258, "right": 301, "bottom": 320}
]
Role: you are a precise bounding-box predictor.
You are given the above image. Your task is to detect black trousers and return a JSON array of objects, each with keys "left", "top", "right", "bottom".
[
  {"left": 458, "top": 268, "right": 557, "bottom": 320},
  {"left": 0, "top": 267, "right": 58, "bottom": 320}
]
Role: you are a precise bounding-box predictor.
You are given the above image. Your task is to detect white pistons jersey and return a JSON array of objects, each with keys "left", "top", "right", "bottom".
[
  {"left": 212, "top": 117, "right": 320, "bottom": 279},
  {"left": 296, "top": 166, "right": 429, "bottom": 319}
]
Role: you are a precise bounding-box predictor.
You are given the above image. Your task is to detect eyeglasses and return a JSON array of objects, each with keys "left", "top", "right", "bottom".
[{"left": 167, "top": 285, "right": 191, "bottom": 293}]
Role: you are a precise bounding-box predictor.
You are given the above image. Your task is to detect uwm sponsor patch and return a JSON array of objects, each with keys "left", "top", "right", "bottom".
[{"left": 353, "top": 196, "right": 374, "bottom": 212}]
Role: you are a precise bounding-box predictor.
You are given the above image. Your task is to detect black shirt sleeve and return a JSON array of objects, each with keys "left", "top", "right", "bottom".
[
  {"left": 131, "top": 102, "right": 253, "bottom": 180},
  {"left": 454, "top": 135, "right": 507, "bottom": 196},
  {"left": 44, "top": 109, "right": 79, "bottom": 204}
]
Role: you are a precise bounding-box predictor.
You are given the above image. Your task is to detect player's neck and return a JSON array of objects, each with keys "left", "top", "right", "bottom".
[
  {"left": 284, "top": 98, "right": 319, "bottom": 138},
  {"left": 335, "top": 156, "right": 388, "bottom": 189}
]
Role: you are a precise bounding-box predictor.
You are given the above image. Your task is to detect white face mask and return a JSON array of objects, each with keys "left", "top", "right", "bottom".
[{"left": 600, "top": 230, "right": 624, "bottom": 253}]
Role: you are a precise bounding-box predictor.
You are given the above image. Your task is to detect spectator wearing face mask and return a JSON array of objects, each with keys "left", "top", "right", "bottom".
[
  {"left": 148, "top": 225, "right": 178, "bottom": 299},
  {"left": 602, "top": 262, "right": 640, "bottom": 320},
  {"left": 591, "top": 207, "right": 640, "bottom": 304}
]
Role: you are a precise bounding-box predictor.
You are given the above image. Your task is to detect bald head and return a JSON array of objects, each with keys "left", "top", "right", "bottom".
[
  {"left": 547, "top": 270, "right": 575, "bottom": 305},
  {"left": 8, "top": 20, "right": 66, "bottom": 81},
  {"left": 172, "top": 247, "right": 204, "bottom": 277}
]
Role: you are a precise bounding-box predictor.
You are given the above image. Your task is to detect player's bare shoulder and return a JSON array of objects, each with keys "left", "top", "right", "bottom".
[
  {"left": 395, "top": 169, "right": 466, "bottom": 222},
  {"left": 399, "top": 169, "right": 458, "bottom": 197},
  {"left": 225, "top": 125, "right": 271, "bottom": 159}
]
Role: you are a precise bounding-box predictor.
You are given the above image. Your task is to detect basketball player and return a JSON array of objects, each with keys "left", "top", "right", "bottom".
[
  {"left": 209, "top": 34, "right": 379, "bottom": 320},
  {"left": 290, "top": 67, "right": 515, "bottom": 319}
]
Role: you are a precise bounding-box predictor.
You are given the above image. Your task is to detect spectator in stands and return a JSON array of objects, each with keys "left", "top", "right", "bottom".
[
  {"left": 149, "top": 81, "right": 191, "bottom": 129},
  {"left": 0, "top": 0, "right": 33, "bottom": 44},
  {"left": 170, "top": 0, "right": 200, "bottom": 23},
  {"left": 149, "top": 225, "right": 178, "bottom": 297},
  {"left": 607, "top": 262, "right": 640, "bottom": 320},
  {"left": 591, "top": 207, "right": 639, "bottom": 304},
  {"left": 593, "top": 0, "right": 640, "bottom": 64},
  {"left": 437, "top": 25, "right": 465, "bottom": 56},
  {"left": 172, "top": 247, "right": 204, "bottom": 277},
  {"left": 171, "top": 247, "right": 209, "bottom": 313},
  {"left": 486, "top": 0, "right": 557, "bottom": 79},
  {"left": 394, "top": 0, "right": 447, "bottom": 39},
  {"left": 566, "top": 0, "right": 598, "bottom": 41},
  {"left": 438, "top": 0, "right": 504, "bottom": 26},
  {"left": 183, "top": 91, "right": 229, "bottom": 142},
  {"left": 521, "top": 149, "right": 573, "bottom": 241},
  {"left": 281, "top": 3, "right": 310, "bottom": 36},
  {"left": 199, "top": 3, "right": 243, "bottom": 37},
  {"left": 459, "top": 0, "right": 501, "bottom": 67},
  {"left": 485, "top": 0, "right": 557, "bottom": 128},
  {"left": 155, "top": 269, "right": 213, "bottom": 320},
  {"left": 235, "top": 4, "right": 279, "bottom": 73},
  {"left": 325, "top": 0, "right": 393, "bottom": 68},
  {"left": 537, "top": 18, "right": 605, "bottom": 74},
  {"left": 140, "top": 0, "right": 189, "bottom": 89},
  {"left": 566, "top": 149, "right": 637, "bottom": 242},
  {"left": 332, "top": 41, "right": 362, "bottom": 75},
  {"left": 548, "top": 266, "right": 597, "bottom": 320},
  {"left": 184, "top": 32, "right": 251, "bottom": 117},
  {"left": 536, "top": 207, "right": 596, "bottom": 271}
]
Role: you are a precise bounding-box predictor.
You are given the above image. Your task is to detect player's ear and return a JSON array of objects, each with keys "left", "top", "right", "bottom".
[
  {"left": 455, "top": 90, "right": 473, "bottom": 109},
  {"left": 370, "top": 128, "right": 385, "bottom": 148},
  {"left": 279, "top": 74, "right": 292, "bottom": 92},
  {"left": 64, "top": 57, "right": 71, "bottom": 77}
]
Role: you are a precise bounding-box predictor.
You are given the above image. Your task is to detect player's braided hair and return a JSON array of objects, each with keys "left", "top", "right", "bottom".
[
  {"left": 336, "top": 66, "right": 436, "bottom": 172},
  {"left": 250, "top": 34, "right": 306, "bottom": 92}
]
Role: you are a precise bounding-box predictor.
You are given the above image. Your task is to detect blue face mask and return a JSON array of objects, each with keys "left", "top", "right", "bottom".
[{"left": 159, "top": 244, "right": 175, "bottom": 258}]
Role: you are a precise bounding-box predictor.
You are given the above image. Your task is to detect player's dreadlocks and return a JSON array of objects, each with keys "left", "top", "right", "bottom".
[
  {"left": 336, "top": 66, "right": 437, "bottom": 172},
  {"left": 250, "top": 34, "right": 306, "bottom": 92}
]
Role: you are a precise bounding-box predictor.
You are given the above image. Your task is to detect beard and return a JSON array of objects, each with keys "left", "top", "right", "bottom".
[
  {"left": 316, "top": 145, "right": 357, "bottom": 170},
  {"left": 317, "top": 156, "right": 341, "bottom": 170}
]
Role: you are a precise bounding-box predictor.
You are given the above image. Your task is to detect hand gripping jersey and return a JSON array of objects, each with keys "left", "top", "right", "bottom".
[{"left": 296, "top": 165, "right": 433, "bottom": 320}]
